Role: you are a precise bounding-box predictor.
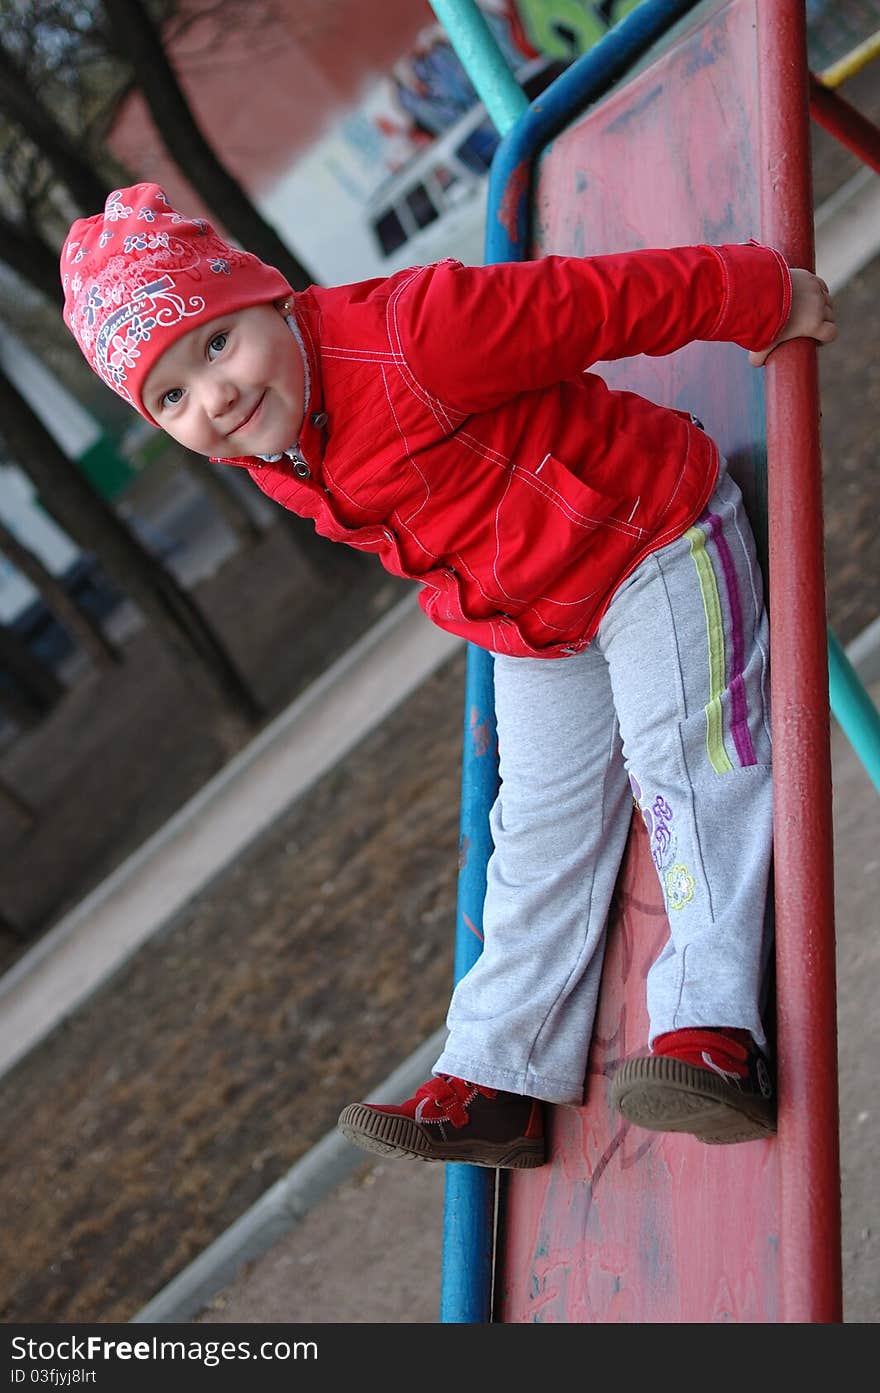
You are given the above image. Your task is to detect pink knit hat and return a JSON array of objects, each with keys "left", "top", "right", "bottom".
[{"left": 60, "top": 183, "right": 292, "bottom": 422}]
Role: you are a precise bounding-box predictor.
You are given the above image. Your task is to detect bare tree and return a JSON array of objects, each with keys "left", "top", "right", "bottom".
[
  {"left": 0, "top": 619, "right": 63, "bottom": 725},
  {"left": 0, "top": 0, "right": 369, "bottom": 671},
  {"left": 0, "top": 360, "right": 263, "bottom": 722},
  {"left": 0, "top": 38, "right": 110, "bottom": 216},
  {"left": 0, "top": 209, "right": 61, "bottom": 304},
  {"left": 0, "top": 772, "right": 34, "bottom": 826},
  {"left": 177, "top": 449, "right": 265, "bottom": 546},
  {"left": 0, "top": 516, "right": 122, "bottom": 670},
  {"left": 101, "top": 0, "right": 315, "bottom": 290}
]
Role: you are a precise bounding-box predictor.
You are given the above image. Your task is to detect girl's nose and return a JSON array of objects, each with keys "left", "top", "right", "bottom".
[{"left": 202, "top": 375, "right": 238, "bottom": 419}]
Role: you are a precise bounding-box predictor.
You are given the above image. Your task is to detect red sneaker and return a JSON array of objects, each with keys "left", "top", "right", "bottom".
[
  {"left": 338, "top": 1074, "right": 545, "bottom": 1169},
  {"left": 609, "top": 1027, "right": 776, "bottom": 1144}
]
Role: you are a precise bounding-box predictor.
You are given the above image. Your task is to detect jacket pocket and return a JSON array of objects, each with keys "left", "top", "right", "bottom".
[{"left": 487, "top": 453, "right": 627, "bottom": 608}]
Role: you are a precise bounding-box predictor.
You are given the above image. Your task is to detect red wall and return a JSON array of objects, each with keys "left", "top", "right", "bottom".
[{"left": 109, "top": 0, "right": 437, "bottom": 219}]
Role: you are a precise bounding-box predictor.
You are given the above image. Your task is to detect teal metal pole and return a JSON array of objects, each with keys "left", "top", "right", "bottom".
[
  {"left": 429, "top": 0, "right": 527, "bottom": 135},
  {"left": 828, "top": 629, "right": 880, "bottom": 795}
]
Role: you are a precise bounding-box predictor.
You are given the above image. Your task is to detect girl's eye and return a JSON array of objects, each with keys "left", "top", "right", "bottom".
[
  {"left": 208, "top": 332, "right": 228, "bottom": 358},
  {"left": 161, "top": 387, "right": 184, "bottom": 408}
]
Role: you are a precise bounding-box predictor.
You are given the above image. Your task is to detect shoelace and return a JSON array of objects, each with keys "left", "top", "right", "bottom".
[{"left": 412, "top": 1075, "right": 496, "bottom": 1128}]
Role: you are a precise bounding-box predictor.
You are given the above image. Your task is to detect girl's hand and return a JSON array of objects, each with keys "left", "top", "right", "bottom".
[{"left": 748, "top": 267, "right": 837, "bottom": 366}]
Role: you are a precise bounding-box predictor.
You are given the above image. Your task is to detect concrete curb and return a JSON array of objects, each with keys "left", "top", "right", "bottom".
[
  {"left": 815, "top": 164, "right": 880, "bottom": 295},
  {"left": 131, "top": 1026, "right": 448, "bottom": 1324}
]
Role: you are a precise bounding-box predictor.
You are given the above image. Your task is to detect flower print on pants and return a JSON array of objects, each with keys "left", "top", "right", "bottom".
[
  {"left": 665, "top": 863, "right": 696, "bottom": 911},
  {"left": 628, "top": 774, "right": 677, "bottom": 873}
]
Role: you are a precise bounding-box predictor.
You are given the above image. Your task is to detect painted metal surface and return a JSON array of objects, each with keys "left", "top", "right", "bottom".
[
  {"left": 492, "top": 0, "right": 841, "bottom": 1322},
  {"left": 487, "top": 0, "right": 702, "bottom": 258},
  {"left": 496, "top": 818, "right": 783, "bottom": 1322},
  {"left": 440, "top": 644, "right": 498, "bottom": 1323},
  {"left": 811, "top": 55, "right": 880, "bottom": 802},
  {"left": 430, "top": 0, "right": 519, "bottom": 1322},
  {"left": 428, "top": 0, "right": 528, "bottom": 135},
  {"left": 759, "top": 1, "right": 841, "bottom": 1322},
  {"left": 818, "top": 29, "right": 880, "bottom": 87},
  {"left": 828, "top": 631, "right": 880, "bottom": 796},
  {"left": 429, "top": 0, "right": 516, "bottom": 1326},
  {"left": 809, "top": 73, "right": 880, "bottom": 172}
]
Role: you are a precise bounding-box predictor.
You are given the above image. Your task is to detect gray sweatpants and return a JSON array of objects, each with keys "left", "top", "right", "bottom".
[{"left": 433, "top": 462, "right": 774, "bottom": 1104}]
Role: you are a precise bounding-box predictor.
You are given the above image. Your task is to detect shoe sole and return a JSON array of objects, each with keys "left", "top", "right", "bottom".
[
  {"left": 338, "top": 1103, "right": 546, "bottom": 1169},
  {"left": 609, "top": 1056, "right": 776, "bottom": 1145}
]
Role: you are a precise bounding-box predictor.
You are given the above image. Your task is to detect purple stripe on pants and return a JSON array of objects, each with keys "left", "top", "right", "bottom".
[{"left": 705, "top": 511, "right": 757, "bottom": 767}]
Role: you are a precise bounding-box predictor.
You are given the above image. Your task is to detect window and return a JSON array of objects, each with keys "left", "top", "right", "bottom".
[
  {"left": 405, "top": 182, "right": 440, "bottom": 230},
  {"left": 454, "top": 122, "right": 499, "bottom": 175},
  {"left": 373, "top": 207, "right": 408, "bottom": 255}
]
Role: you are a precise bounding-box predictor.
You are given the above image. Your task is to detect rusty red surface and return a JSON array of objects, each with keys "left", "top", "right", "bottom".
[
  {"left": 809, "top": 74, "right": 880, "bottom": 173},
  {"left": 496, "top": 819, "right": 781, "bottom": 1323},
  {"left": 494, "top": 0, "right": 840, "bottom": 1323},
  {"left": 496, "top": 159, "right": 531, "bottom": 239},
  {"left": 760, "top": 2, "right": 841, "bottom": 1325}
]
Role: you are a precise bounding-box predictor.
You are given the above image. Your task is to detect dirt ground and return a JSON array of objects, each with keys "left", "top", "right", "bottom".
[{"left": 0, "top": 94, "right": 878, "bottom": 1321}]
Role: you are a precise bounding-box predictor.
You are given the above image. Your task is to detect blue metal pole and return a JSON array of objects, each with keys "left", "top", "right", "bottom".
[
  {"left": 440, "top": 645, "right": 498, "bottom": 1324},
  {"left": 485, "top": 0, "right": 702, "bottom": 261},
  {"left": 828, "top": 630, "right": 880, "bottom": 795},
  {"left": 430, "top": 0, "right": 704, "bottom": 1326}
]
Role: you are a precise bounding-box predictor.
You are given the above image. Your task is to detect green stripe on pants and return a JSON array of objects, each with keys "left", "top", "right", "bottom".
[{"left": 686, "top": 524, "right": 733, "bottom": 773}]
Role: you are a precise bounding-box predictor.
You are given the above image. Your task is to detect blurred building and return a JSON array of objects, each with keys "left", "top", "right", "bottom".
[{"left": 107, "top": 0, "right": 635, "bottom": 283}]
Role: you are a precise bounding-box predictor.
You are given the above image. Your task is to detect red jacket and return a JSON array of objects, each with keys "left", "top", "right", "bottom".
[{"left": 216, "top": 243, "right": 791, "bottom": 658}]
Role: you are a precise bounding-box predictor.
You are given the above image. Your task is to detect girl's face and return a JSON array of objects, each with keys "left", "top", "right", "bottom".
[{"left": 142, "top": 303, "right": 306, "bottom": 457}]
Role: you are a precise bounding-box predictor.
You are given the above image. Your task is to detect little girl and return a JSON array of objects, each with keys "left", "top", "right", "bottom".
[{"left": 61, "top": 184, "right": 836, "bottom": 1165}]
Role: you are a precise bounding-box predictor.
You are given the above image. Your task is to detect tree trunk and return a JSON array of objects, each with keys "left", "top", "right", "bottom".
[
  {"left": 0, "top": 774, "right": 35, "bottom": 826},
  {"left": 0, "top": 42, "right": 111, "bottom": 216},
  {"left": 181, "top": 450, "right": 264, "bottom": 546},
  {"left": 0, "top": 621, "right": 64, "bottom": 724},
  {"left": 271, "top": 503, "right": 374, "bottom": 587},
  {"left": 0, "top": 211, "right": 63, "bottom": 306},
  {"left": 0, "top": 906, "right": 26, "bottom": 943},
  {"left": 102, "top": 0, "right": 317, "bottom": 291},
  {"left": 0, "top": 518, "right": 122, "bottom": 671},
  {"left": 0, "top": 364, "right": 263, "bottom": 723},
  {"left": 187, "top": 453, "right": 370, "bottom": 586},
  {"left": 188, "top": 452, "right": 372, "bottom": 588}
]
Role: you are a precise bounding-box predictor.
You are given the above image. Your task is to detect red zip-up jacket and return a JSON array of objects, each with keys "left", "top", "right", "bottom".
[{"left": 216, "top": 243, "right": 791, "bottom": 658}]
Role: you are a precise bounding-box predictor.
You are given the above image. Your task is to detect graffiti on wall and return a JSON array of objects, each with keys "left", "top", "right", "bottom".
[
  {"left": 356, "top": 0, "right": 641, "bottom": 182},
  {"left": 270, "top": 0, "right": 644, "bottom": 282}
]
